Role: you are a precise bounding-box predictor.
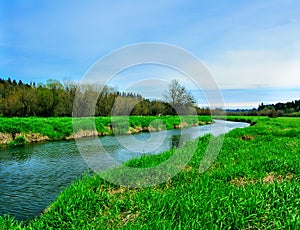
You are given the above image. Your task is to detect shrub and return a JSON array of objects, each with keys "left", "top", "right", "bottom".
[
  {"left": 8, "top": 136, "right": 26, "bottom": 146},
  {"left": 267, "top": 109, "right": 277, "bottom": 118}
]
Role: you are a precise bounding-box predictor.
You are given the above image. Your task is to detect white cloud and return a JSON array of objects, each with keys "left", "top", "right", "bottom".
[{"left": 207, "top": 49, "right": 300, "bottom": 89}]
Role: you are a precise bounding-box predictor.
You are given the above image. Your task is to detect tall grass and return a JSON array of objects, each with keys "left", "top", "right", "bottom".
[
  {"left": 1, "top": 116, "right": 299, "bottom": 229},
  {"left": 0, "top": 116, "right": 212, "bottom": 144}
]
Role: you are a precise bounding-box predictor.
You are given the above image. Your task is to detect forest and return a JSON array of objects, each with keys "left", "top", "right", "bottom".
[
  {"left": 226, "top": 100, "right": 300, "bottom": 117},
  {"left": 0, "top": 78, "right": 205, "bottom": 117},
  {"left": 258, "top": 101, "right": 300, "bottom": 114},
  {"left": 1, "top": 77, "right": 299, "bottom": 118}
]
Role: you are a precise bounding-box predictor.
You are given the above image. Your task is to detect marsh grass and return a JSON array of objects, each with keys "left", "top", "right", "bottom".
[
  {"left": 0, "top": 116, "right": 211, "bottom": 145},
  {"left": 1, "top": 116, "right": 299, "bottom": 229}
]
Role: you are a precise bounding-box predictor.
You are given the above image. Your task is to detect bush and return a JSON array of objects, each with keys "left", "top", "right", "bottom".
[
  {"left": 267, "top": 109, "right": 277, "bottom": 118},
  {"left": 8, "top": 136, "right": 26, "bottom": 146}
]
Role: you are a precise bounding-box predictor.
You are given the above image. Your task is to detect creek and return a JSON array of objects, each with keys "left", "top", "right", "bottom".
[{"left": 0, "top": 120, "right": 249, "bottom": 220}]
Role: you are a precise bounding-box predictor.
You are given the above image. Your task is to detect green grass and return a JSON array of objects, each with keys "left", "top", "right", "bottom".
[
  {"left": 1, "top": 116, "right": 299, "bottom": 229},
  {"left": 0, "top": 117, "right": 73, "bottom": 140},
  {"left": 288, "top": 111, "right": 300, "bottom": 117},
  {"left": 7, "top": 136, "right": 26, "bottom": 147},
  {"left": 0, "top": 116, "right": 212, "bottom": 144}
]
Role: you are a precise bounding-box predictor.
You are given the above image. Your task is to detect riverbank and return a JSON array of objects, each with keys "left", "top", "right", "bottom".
[
  {"left": 1, "top": 116, "right": 299, "bottom": 228},
  {"left": 213, "top": 115, "right": 260, "bottom": 125},
  {"left": 0, "top": 116, "right": 212, "bottom": 147}
]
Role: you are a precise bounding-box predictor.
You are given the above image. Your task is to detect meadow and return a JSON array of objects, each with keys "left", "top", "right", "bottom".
[
  {"left": 0, "top": 116, "right": 299, "bottom": 229},
  {"left": 0, "top": 115, "right": 212, "bottom": 146}
]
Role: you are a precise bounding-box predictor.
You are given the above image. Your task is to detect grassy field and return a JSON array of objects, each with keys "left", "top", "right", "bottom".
[
  {"left": 1, "top": 116, "right": 299, "bottom": 229},
  {"left": 0, "top": 115, "right": 212, "bottom": 146}
]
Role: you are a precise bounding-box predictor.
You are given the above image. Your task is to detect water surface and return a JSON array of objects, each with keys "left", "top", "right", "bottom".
[{"left": 0, "top": 120, "right": 249, "bottom": 220}]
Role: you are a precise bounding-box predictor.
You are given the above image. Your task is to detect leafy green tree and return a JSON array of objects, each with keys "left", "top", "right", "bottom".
[{"left": 19, "top": 86, "right": 37, "bottom": 116}]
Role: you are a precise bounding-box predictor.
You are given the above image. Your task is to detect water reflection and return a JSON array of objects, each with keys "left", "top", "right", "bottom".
[
  {"left": 171, "top": 135, "right": 181, "bottom": 148},
  {"left": 0, "top": 120, "right": 249, "bottom": 220}
]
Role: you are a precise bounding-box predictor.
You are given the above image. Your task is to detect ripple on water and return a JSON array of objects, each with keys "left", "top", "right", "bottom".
[{"left": 0, "top": 120, "right": 249, "bottom": 220}]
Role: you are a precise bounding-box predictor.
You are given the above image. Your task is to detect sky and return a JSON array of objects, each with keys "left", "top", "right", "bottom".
[{"left": 1, "top": 0, "right": 300, "bottom": 109}]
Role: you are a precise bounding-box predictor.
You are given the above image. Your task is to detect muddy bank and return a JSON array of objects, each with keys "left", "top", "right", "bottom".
[{"left": 0, "top": 132, "right": 50, "bottom": 146}]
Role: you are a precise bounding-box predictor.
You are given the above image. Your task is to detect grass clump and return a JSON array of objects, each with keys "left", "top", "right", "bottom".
[
  {"left": 1, "top": 116, "right": 299, "bottom": 229},
  {"left": 7, "top": 136, "right": 26, "bottom": 147}
]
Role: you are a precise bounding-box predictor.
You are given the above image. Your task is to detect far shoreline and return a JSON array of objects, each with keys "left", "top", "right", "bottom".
[{"left": 0, "top": 115, "right": 212, "bottom": 147}]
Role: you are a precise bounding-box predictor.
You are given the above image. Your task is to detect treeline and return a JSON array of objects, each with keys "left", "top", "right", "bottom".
[
  {"left": 258, "top": 101, "right": 300, "bottom": 114},
  {"left": 227, "top": 100, "right": 300, "bottom": 117},
  {"left": 0, "top": 78, "right": 75, "bottom": 117},
  {"left": 0, "top": 78, "right": 200, "bottom": 117}
]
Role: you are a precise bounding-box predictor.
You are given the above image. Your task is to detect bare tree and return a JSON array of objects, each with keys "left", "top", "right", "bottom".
[{"left": 164, "top": 79, "right": 195, "bottom": 115}]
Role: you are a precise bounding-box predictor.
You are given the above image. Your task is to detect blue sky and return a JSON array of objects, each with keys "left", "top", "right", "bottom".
[{"left": 1, "top": 0, "right": 300, "bottom": 109}]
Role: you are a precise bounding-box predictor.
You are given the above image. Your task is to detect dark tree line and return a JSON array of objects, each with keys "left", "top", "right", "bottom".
[
  {"left": 226, "top": 100, "right": 300, "bottom": 117},
  {"left": 0, "top": 78, "right": 199, "bottom": 117},
  {"left": 0, "top": 78, "right": 75, "bottom": 117},
  {"left": 258, "top": 101, "right": 300, "bottom": 114},
  {"left": 2, "top": 77, "right": 298, "bottom": 118},
  {"left": 256, "top": 101, "right": 300, "bottom": 117}
]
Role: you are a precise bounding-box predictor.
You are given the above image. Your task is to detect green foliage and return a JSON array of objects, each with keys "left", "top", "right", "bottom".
[
  {"left": 0, "top": 117, "right": 74, "bottom": 140},
  {"left": 226, "top": 100, "right": 300, "bottom": 117},
  {"left": 2, "top": 117, "right": 299, "bottom": 229},
  {"left": 0, "top": 116, "right": 212, "bottom": 146},
  {"left": 7, "top": 136, "right": 26, "bottom": 146},
  {"left": 0, "top": 77, "right": 206, "bottom": 118},
  {"left": 0, "top": 215, "right": 23, "bottom": 229}
]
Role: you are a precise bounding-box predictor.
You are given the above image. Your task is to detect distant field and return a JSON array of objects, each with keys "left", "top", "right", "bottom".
[
  {"left": 1, "top": 116, "right": 299, "bottom": 228},
  {"left": 0, "top": 115, "right": 212, "bottom": 146}
]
